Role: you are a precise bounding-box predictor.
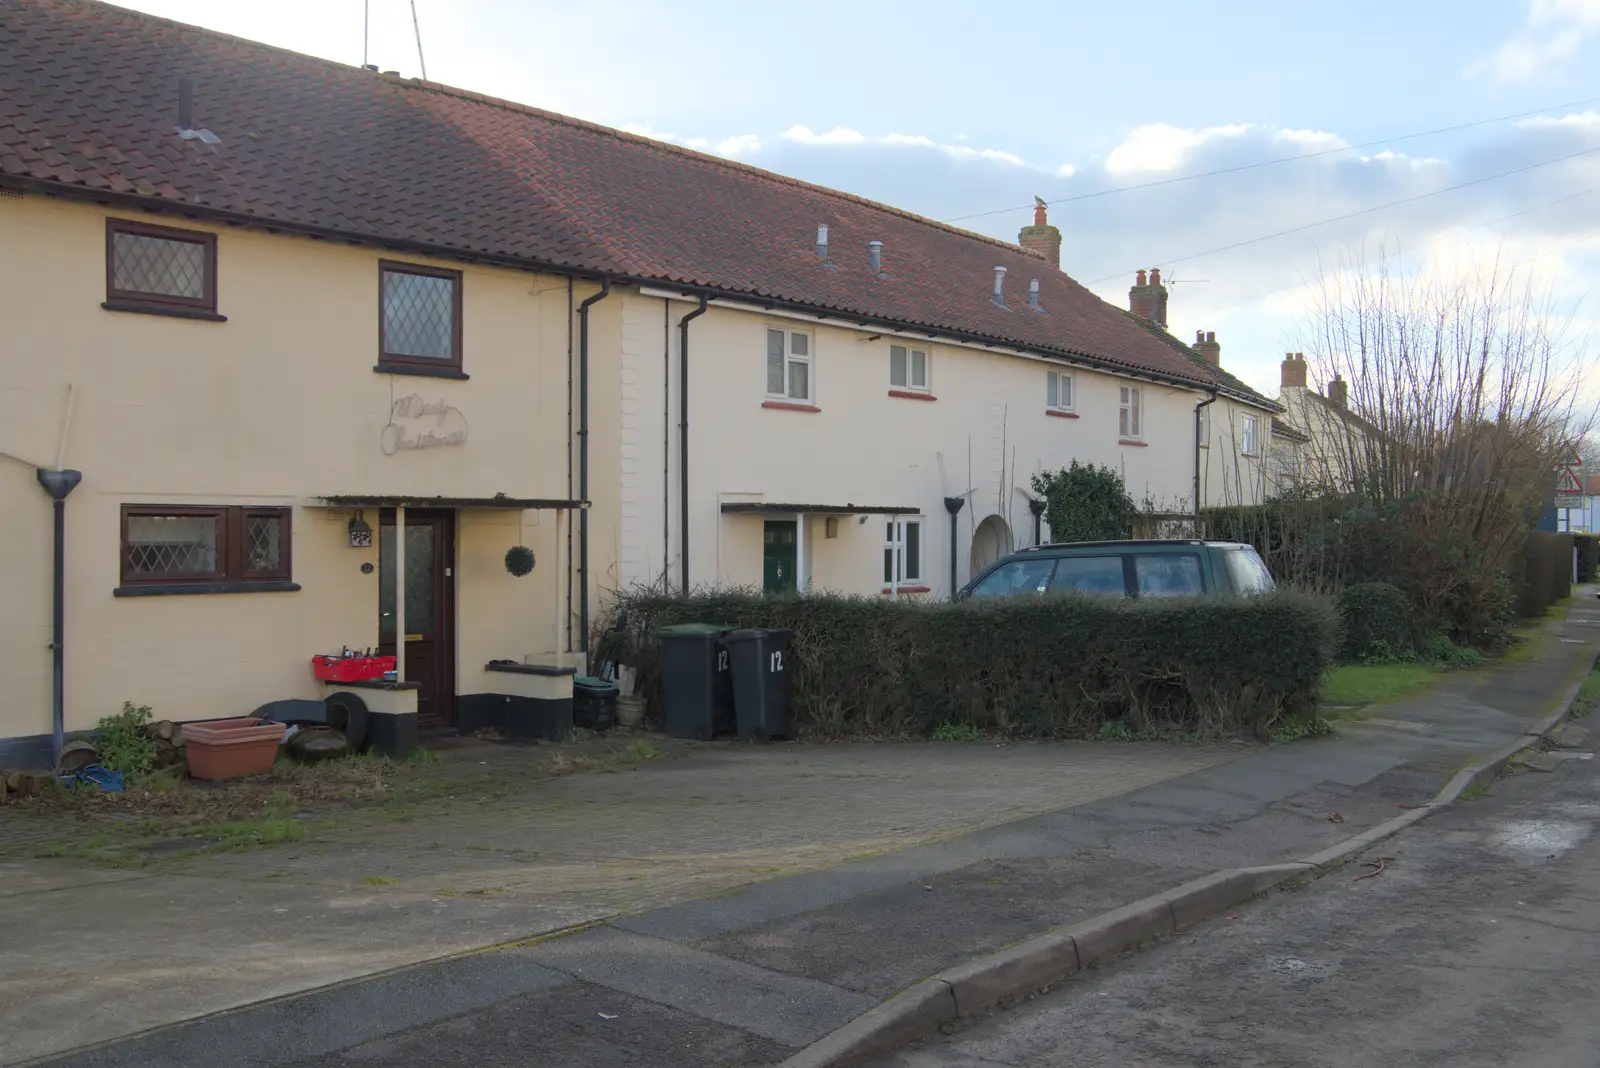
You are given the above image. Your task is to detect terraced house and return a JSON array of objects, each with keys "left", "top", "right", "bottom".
[{"left": 0, "top": 0, "right": 1278, "bottom": 764}]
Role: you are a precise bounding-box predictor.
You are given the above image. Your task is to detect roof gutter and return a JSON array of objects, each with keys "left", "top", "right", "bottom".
[{"left": 4, "top": 177, "right": 1270, "bottom": 406}]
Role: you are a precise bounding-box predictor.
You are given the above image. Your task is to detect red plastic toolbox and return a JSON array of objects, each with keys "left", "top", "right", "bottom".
[{"left": 311, "top": 655, "right": 396, "bottom": 682}]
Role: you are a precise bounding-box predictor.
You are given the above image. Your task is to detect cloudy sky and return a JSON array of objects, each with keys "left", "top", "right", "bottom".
[{"left": 118, "top": 0, "right": 1600, "bottom": 397}]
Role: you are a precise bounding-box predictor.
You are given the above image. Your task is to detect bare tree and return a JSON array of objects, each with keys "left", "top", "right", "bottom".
[{"left": 1249, "top": 244, "right": 1595, "bottom": 638}]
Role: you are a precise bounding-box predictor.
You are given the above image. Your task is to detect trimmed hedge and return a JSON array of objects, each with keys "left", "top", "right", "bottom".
[
  {"left": 1518, "top": 531, "right": 1575, "bottom": 618},
  {"left": 606, "top": 589, "right": 1337, "bottom": 739},
  {"left": 1337, "top": 582, "right": 1418, "bottom": 662},
  {"left": 1577, "top": 535, "right": 1597, "bottom": 584}
]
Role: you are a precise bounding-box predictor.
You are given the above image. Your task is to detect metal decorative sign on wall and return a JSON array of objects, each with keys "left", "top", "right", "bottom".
[{"left": 381, "top": 394, "right": 468, "bottom": 455}]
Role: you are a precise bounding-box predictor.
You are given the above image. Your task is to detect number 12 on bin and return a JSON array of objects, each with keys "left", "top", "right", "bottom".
[
  {"left": 770, "top": 650, "right": 784, "bottom": 672},
  {"left": 718, "top": 650, "right": 729, "bottom": 671}
]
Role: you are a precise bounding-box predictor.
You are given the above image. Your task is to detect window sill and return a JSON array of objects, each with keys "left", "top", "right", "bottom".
[
  {"left": 887, "top": 389, "right": 936, "bottom": 402},
  {"left": 114, "top": 580, "right": 301, "bottom": 597},
  {"left": 1046, "top": 409, "right": 1079, "bottom": 419},
  {"left": 1118, "top": 438, "right": 1148, "bottom": 447},
  {"left": 374, "top": 362, "right": 470, "bottom": 381},
  {"left": 762, "top": 400, "right": 821, "bottom": 413},
  {"left": 102, "top": 300, "right": 226, "bottom": 322},
  {"left": 881, "top": 585, "right": 932, "bottom": 595}
]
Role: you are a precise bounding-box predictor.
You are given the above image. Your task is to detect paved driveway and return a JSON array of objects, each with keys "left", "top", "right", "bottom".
[{"left": 0, "top": 739, "right": 1240, "bottom": 1064}]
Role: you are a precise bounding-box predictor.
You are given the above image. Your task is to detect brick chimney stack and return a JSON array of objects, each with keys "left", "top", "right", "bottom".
[
  {"left": 1279, "top": 352, "right": 1307, "bottom": 388},
  {"left": 1193, "top": 330, "right": 1220, "bottom": 365},
  {"left": 1017, "top": 196, "right": 1062, "bottom": 268},
  {"left": 1128, "top": 268, "right": 1169, "bottom": 328},
  {"left": 1326, "top": 373, "right": 1348, "bottom": 408}
]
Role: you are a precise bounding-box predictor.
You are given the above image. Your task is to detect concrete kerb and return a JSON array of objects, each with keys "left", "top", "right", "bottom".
[{"left": 776, "top": 651, "right": 1599, "bottom": 1068}]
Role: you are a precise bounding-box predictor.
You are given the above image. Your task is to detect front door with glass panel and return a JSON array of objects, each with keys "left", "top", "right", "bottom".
[
  {"left": 763, "top": 520, "right": 797, "bottom": 595},
  {"left": 379, "top": 510, "right": 456, "bottom": 728}
]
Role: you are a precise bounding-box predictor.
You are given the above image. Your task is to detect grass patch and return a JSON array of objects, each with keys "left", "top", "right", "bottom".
[
  {"left": 364, "top": 874, "right": 398, "bottom": 886},
  {"left": 192, "top": 817, "right": 304, "bottom": 851},
  {"left": 1459, "top": 781, "right": 1492, "bottom": 801},
  {"left": 1321, "top": 662, "right": 1445, "bottom": 707},
  {"left": 1574, "top": 664, "right": 1600, "bottom": 719}
]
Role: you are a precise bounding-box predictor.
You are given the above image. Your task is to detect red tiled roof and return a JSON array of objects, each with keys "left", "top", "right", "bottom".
[{"left": 1, "top": 0, "right": 1271, "bottom": 404}]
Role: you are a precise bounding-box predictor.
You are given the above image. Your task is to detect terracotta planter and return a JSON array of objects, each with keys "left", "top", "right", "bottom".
[{"left": 182, "top": 718, "right": 284, "bottom": 781}]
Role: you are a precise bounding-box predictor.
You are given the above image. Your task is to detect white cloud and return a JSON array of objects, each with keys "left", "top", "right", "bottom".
[
  {"left": 1273, "top": 128, "right": 1346, "bottom": 149},
  {"left": 784, "top": 125, "right": 1038, "bottom": 170},
  {"left": 1104, "top": 123, "right": 1252, "bottom": 175},
  {"left": 1520, "top": 110, "right": 1600, "bottom": 128},
  {"left": 1473, "top": 0, "right": 1600, "bottom": 82},
  {"left": 620, "top": 124, "right": 760, "bottom": 159},
  {"left": 782, "top": 125, "right": 867, "bottom": 145},
  {"left": 1055, "top": 163, "right": 1078, "bottom": 177}
]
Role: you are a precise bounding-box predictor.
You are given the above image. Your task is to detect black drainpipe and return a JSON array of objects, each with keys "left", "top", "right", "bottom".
[
  {"left": 37, "top": 468, "right": 82, "bottom": 764},
  {"left": 677, "top": 297, "right": 709, "bottom": 594},
  {"left": 944, "top": 496, "right": 965, "bottom": 598},
  {"left": 577, "top": 279, "right": 611, "bottom": 659},
  {"left": 1194, "top": 391, "right": 1218, "bottom": 534}
]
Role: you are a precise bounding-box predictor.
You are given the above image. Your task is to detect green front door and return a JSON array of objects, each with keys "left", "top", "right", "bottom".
[{"left": 763, "top": 520, "right": 797, "bottom": 594}]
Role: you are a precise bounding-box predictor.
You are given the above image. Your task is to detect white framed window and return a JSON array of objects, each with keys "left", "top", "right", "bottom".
[
  {"left": 883, "top": 519, "right": 922, "bottom": 584},
  {"left": 1241, "top": 413, "right": 1258, "bottom": 455},
  {"left": 1119, "top": 386, "right": 1142, "bottom": 439},
  {"left": 889, "top": 344, "right": 928, "bottom": 391},
  {"left": 766, "top": 327, "right": 813, "bottom": 402},
  {"left": 1047, "top": 370, "right": 1074, "bottom": 411}
]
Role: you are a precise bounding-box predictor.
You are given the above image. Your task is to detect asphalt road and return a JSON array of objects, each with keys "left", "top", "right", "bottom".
[{"left": 876, "top": 730, "right": 1600, "bottom": 1068}]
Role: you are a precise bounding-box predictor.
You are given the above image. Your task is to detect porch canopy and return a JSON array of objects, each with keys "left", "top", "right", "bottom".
[
  {"left": 314, "top": 494, "right": 587, "bottom": 510},
  {"left": 719, "top": 501, "right": 917, "bottom": 515}
]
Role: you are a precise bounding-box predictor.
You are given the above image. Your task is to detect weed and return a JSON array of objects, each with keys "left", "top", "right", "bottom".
[
  {"left": 94, "top": 702, "right": 157, "bottom": 781},
  {"left": 407, "top": 746, "right": 444, "bottom": 766},
  {"left": 364, "top": 875, "right": 398, "bottom": 886},
  {"left": 194, "top": 818, "right": 303, "bottom": 851},
  {"left": 1460, "top": 781, "right": 1491, "bottom": 801},
  {"left": 1096, "top": 720, "right": 1161, "bottom": 742},
  {"left": 1270, "top": 714, "right": 1334, "bottom": 744},
  {"left": 931, "top": 722, "right": 985, "bottom": 742}
]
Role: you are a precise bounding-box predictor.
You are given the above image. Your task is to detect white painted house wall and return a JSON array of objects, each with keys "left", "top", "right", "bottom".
[{"left": 609, "top": 288, "right": 1272, "bottom": 600}]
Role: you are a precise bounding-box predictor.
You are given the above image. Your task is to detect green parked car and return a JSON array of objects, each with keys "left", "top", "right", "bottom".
[{"left": 958, "top": 540, "right": 1275, "bottom": 600}]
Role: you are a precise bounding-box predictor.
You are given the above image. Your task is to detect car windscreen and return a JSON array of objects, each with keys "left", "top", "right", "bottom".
[
  {"left": 967, "top": 557, "right": 1057, "bottom": 598},
  {"left": 1223, "top": 546, "right": 1276, "bottom": 594},
  {"left": 1133, "top": 553, "right": 1205, "bottom": 597}
]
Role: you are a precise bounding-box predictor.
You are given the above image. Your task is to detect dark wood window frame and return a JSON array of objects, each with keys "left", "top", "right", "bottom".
[
  {"left": 116, "top": 505, "right": 297, "bottom": 597},
  {"left": 103, "top": 218, "right": 224, "bottom": 321},
  {"left": 376, "top": 260, "right": 466, "bottom": 378}
]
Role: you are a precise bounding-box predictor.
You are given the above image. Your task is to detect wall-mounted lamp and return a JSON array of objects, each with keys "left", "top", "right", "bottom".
[
  {"left": 348, "top": 510, "right": 373, "bottom": 548},
  {"left": 824, "top": 517, "right": 839, "bottom": 539}
]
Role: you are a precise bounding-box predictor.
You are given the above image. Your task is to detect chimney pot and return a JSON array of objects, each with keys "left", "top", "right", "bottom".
[
  {"left": 1196, "top": 330, "right": 1205, "bottom": 344},
  {"left": 1018, "top": 198, "right": 1063, "bottom": 268},
  {"left": 1136, "top": 269, "right": 1148, "bottom": 286},
  {"left": 1194, "top": 330, "right": 1221, "bottom": 365},
  {"left": 1033, "top": 197, "right": 1048, "bottom": 227},
  {"left": 1150, "top": 267, "right": 1162, "bottom": 285}
]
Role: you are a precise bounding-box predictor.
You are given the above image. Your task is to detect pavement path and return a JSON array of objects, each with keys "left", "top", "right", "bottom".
[
  {"left": 23, "top": 592, "right": 1597, "bottom": 1068},
  {"left": 877, "top": 694, "right": 1600, "bottom": 1067},
  {"left": 1, "top": 739, "right": 1238, "bottom": 1064}
]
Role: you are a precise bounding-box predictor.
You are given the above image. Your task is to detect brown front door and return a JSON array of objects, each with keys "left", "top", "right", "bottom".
[{"left": 378, "top": 510, "right": 456, "bottom": 729}]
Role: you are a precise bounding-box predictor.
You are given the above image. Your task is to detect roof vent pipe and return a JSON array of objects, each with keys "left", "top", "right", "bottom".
[
  {"left": 992, "top": 265, "right": 1007, "bottom": 306},
  {"left": 1028, "top": 278, "right": 1040, "bottom": 310},
  {"left": 869, "top": 240, "right": 883, "bottom": 274},
  {"left": 178, "top": 76, "right": 194, "bottom": 131},
  {"left": 816, "top": 225, "right": 829, "bottom": 261}
]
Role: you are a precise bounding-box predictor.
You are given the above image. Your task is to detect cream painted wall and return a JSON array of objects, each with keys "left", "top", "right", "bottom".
[
  {"left": 0, "top": 195, "right": 588, "bottom": 741},
  {"left": 611, "top": 290, "right": 1270, "bottom": 599},
  {"left": 1199, "top": 397, "right": 1273, "bottom": 507}
]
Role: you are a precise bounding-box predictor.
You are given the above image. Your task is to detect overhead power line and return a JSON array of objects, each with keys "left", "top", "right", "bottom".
[
  {"left": 942, "top": 93, "right": 1600, "bottom": 224},
  {"left": 1085, "top": 142, "right": 1600, "bottom": 285}
]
